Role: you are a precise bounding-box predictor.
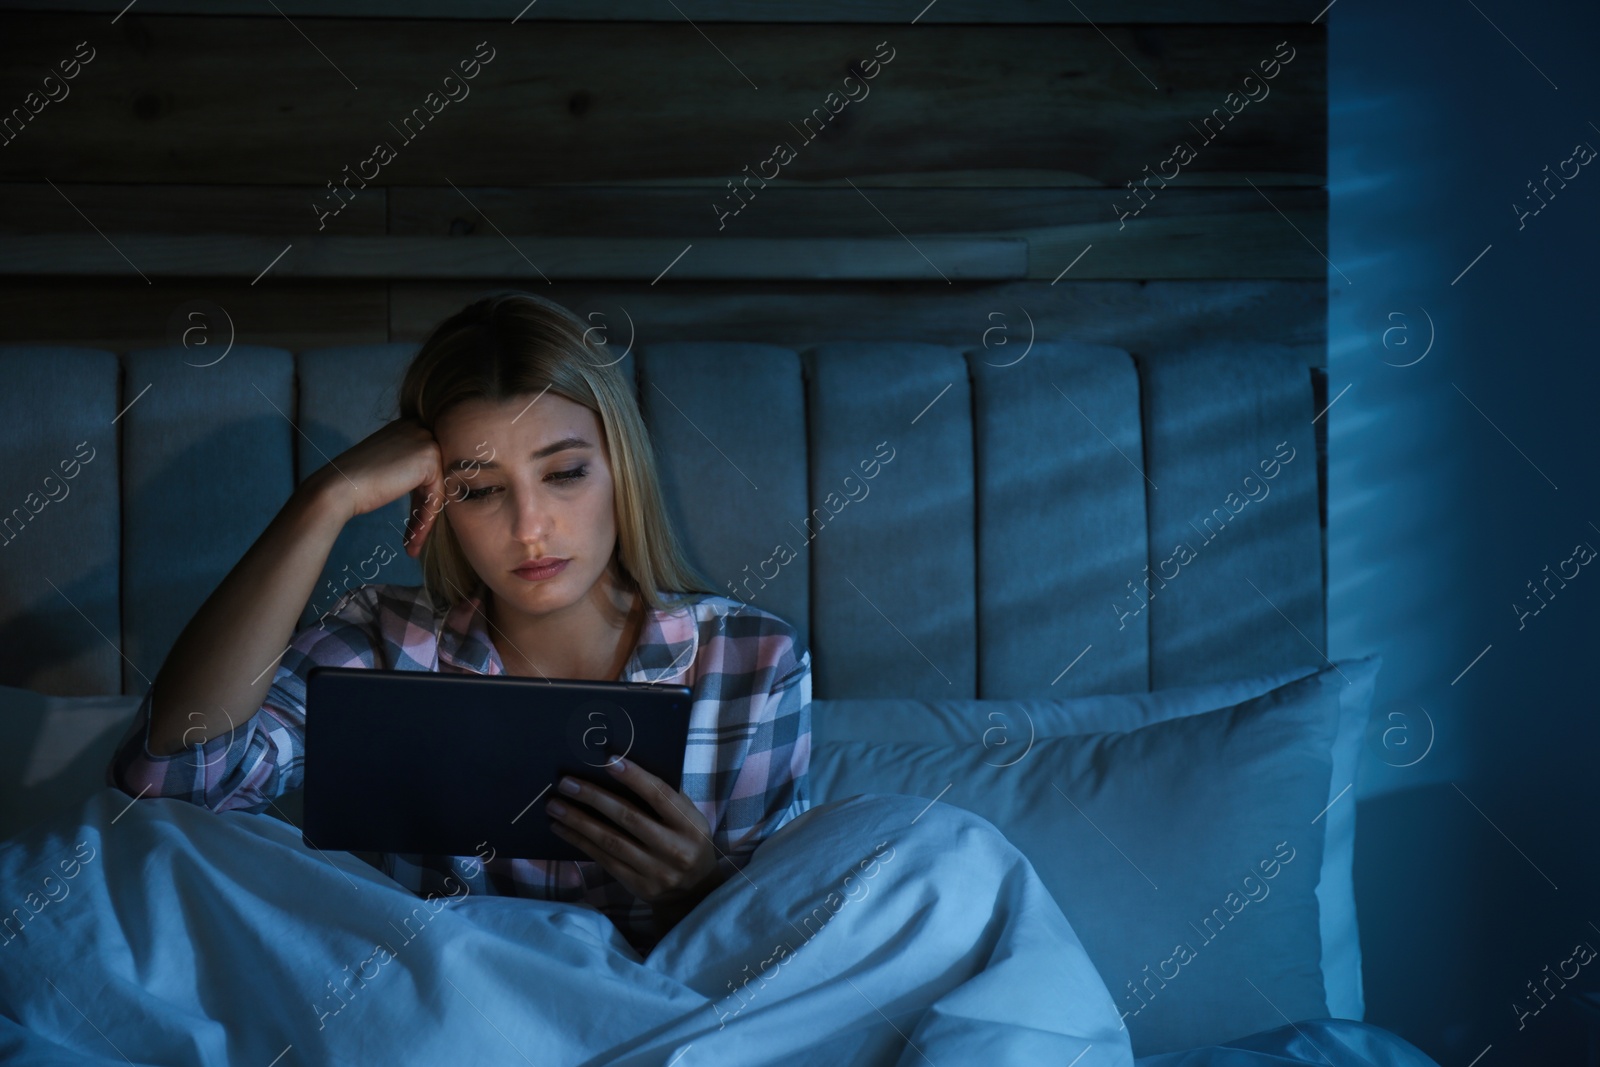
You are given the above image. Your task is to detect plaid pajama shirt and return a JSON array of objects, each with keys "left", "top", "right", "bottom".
[{"left": 107, "top": 582, "right": 813, "bottom": 952}]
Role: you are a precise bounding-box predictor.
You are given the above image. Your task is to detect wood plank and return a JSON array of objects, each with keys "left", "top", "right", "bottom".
[
  {"left": 0, "top": 183, "right": 1324, "bottom": 239},
  {"left": 0, "top": 279, "right": 390, "bottom": 350},
  {"left": 0, "top": 183, "right": 386, "bottom": 235},
  {"left": 389, "top": 280, "right": 1328, "bottom": 368},
  {"left": 0, "top": 184, "right": 1327, "bottom": 279},
  {"left": 0, "top": 234, "right": 1027, "bottom": 280},
  {"left": 1020, "top": 203, "right": 1327, "bottom": 279},
  {"left": 392, "top": 185, "right": 1330, "bottom": 279},
  {"left": 390, "top": 185, "right": 1326, "bottom": 236},
  {"left": 0, "top": 275, "right": 1323, "bottom": 380},
  {"left": 0, "top": 16, "right": 1324, "bottom": 187},
  {"left": 0, "top": 1, "right": 1329, "bottom": 22}
]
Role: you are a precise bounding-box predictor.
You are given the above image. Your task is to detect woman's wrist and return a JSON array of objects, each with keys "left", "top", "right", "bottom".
[{"left": 291, "top": 467, "right": 357, "bottom": 529}]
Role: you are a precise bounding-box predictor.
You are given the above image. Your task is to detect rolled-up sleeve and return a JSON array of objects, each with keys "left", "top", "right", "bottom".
[{"left": 106, "top": 586, "right": 383, "bottom": 814}]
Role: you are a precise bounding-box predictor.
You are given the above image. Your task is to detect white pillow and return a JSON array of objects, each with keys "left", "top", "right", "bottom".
[{"left": 810, "top": 655, "right": 1381, "bottom": 1024}]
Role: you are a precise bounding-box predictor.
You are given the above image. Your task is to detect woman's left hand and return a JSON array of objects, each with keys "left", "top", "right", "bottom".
[{"left": 545, "top": 755, "right": 726, "bottom": 915}]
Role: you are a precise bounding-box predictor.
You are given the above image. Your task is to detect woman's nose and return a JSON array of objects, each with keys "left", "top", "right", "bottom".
[{"left": 509, "top": 490, "right": 549, "bottom": 542}]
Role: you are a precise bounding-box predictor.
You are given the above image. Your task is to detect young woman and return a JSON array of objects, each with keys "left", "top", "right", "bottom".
[{"left": 106, "top": 290, "right": 812, "bottom": 957}]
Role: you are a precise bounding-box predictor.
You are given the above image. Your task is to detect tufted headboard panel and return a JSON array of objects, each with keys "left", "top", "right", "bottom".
[{"left": 0, "top": 340, "right": 1325, "bottom": 702}]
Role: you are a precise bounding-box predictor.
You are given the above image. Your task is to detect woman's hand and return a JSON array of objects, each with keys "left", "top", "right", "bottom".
[
  {"left": 545, "top": 756, "right": 727, "bottom": 924},
  {"left": 304, "top": 417, "right": 458, "bottom": 558}
]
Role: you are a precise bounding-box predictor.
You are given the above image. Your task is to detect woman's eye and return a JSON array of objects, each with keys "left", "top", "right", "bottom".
[
  {"left": 549, "top": 465, "right": 588, "bottom": 484},
  {"left": 459, "top": 466, "right": 585, "bottom": 501}
]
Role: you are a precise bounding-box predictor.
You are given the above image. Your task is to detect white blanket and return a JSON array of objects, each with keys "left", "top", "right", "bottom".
[{"left": 0, "top": 789, "right": 1132, "bottom": 1065}]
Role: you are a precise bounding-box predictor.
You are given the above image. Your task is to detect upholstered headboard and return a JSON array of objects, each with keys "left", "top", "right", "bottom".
[{"left": 0, "top": 340, "right": 1325, "bottom": 702}]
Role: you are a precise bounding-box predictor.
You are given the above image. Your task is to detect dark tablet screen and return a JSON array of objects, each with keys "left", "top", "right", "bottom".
[{"left": 301, "top": 666, "right": 693, "bottom": 862}]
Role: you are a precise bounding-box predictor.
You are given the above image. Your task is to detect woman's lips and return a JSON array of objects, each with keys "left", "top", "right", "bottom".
[{"left": 512, "top": 558, "right": 568, "bottom": 582}]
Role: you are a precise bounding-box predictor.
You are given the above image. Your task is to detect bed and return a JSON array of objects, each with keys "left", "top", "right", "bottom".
[{"left": 0, "top": 336, "right": 1439, "bottom": 1065}]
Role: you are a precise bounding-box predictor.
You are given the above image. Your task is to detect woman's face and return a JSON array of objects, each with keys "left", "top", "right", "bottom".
[{"left": 433, "top": 392, "right": 621, "bottom": 619}]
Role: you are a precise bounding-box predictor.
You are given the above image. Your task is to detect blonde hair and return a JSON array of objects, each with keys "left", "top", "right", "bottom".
[{"left": 396, "top": 290, "right": 717, "bottom": 615}]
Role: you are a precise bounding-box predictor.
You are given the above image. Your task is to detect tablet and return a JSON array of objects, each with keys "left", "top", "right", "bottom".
[{"left": 301, "top": 666, "right": 693, "bottom": 862}]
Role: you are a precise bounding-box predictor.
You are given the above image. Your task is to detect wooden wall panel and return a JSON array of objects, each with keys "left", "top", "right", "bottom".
[
  {"left": 388, "top": 186, "right": 1326, "bottom": 240},
  {"left": 0, "top": 183, "right": 1326, "bottom": 281},
  {"left": 388, "top": 280, "right": 1328, "bottom": 368},
  {"left": 0, "top": 234, "right": 1028, "bottom": 281},
  {"left": 0, "top": 279, "right": 390, "bottom": 351},
  {"left": 0, "top": 16, "right": 1323, "bottom": 188},
  {"left": 1017, "top": 191, "right": 1327, "bottom": 280},
  {"left": 0, "top": 183, "right": 387, "bottom": 235},
  {"left": 0, "top": 10, "right": 1328, "bottom": 345},
  {"left": 0, "top": 2, "right": 1329, "bottom": 23},
  {"left": 0, "top": 277, "right": 1327, "bottom": 366},
  {"left": 394, "top": 185, "right": 1331, "bottom": 280}
]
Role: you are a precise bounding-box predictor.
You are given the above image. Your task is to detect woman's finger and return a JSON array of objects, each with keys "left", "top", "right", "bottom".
[
  {"left": 550, "top": 796, "right": 675, "bottom": 889},
  {"left": 410, "top": 474, "right": 447, "bottom": 555},
  {"left": 401, "top": 490, "right": 415, "bottom": 555},
  {"left": 603, "top": 756, "right": 707, "bottom": 835},
  {"left": 548, "top": 790, "right": 668, "bottom": 880},
  {"left": 560, "top": 777, "right": 678, "bottom": 851},
  {"left": 547, "top": 819, "right": 651, "bottom": 895},
  {"left": 404, "top": 478, "right": 437, "bottom": 554}
]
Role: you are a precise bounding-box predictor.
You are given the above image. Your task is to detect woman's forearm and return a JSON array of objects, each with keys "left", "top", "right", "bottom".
[{"left": 144, "top": 472, "right": 354, "bottom": 756}]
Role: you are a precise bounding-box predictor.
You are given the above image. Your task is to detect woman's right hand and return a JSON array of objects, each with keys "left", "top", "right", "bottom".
[{"left": 310, "top": 418, "right": 454, "bottom": 558}]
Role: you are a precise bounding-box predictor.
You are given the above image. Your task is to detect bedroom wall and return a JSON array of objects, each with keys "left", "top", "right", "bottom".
[{"left": 1329, "top": 1, "right": 1600, "bottom": 1062}]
